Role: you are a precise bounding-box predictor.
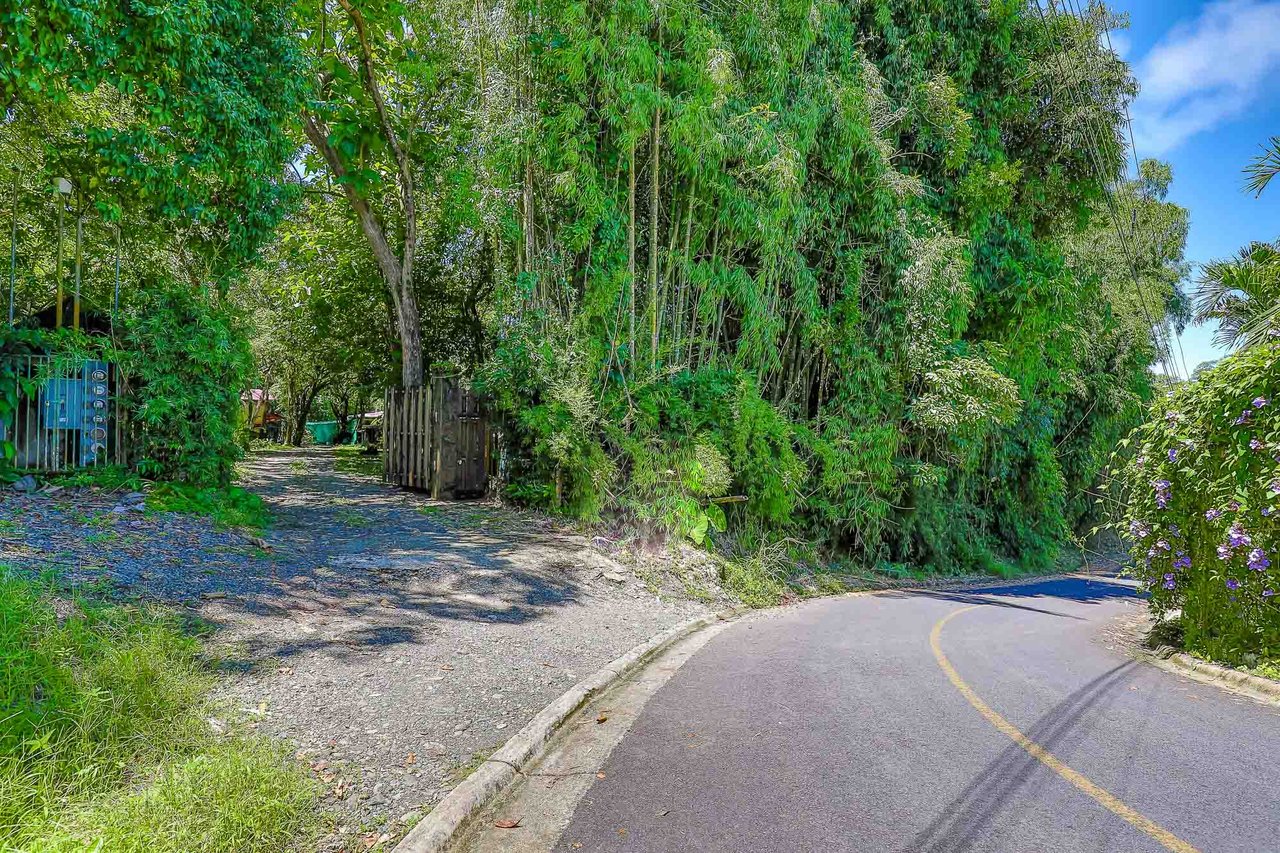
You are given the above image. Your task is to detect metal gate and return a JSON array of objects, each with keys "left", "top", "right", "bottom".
[
  {"left": 1, "top": 355, "right": 125, "bottom": 472},
  {"left": 383, "top": 376, "right": 488, "bottom": 498}
]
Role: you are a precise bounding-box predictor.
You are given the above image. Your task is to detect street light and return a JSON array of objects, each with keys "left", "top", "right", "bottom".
[{"left": 54, "top": 177, "right": 71, "bottom": 329}]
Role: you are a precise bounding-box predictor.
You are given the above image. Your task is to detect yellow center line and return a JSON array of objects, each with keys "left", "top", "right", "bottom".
[{"left": 929, "top": 606, "right": 1199, "bottom": 853}]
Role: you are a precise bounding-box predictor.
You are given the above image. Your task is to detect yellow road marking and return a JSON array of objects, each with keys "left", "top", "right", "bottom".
[{"left": 929, "top": 606, "right": 1199, "bottom": 853}]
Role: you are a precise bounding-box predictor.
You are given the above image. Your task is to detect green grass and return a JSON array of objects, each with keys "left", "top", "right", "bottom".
[
  {"left": 0, "top": 570, "right": 321, "bottom": 852},
  {"left": 146, "top": 484, "right": 270, "bottom": 531},
  {"left": 331, "top": 445, "right": 382, "bottom": 478}
]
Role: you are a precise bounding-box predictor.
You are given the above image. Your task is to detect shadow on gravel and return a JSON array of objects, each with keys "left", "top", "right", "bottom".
[{"left": 908, "top": 660, "right": 1139, "bottom": 852}]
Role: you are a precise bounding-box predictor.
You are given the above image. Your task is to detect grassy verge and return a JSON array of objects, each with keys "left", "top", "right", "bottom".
[
  {"left": 44, "top": 467, "right": 270, "bottom": 531},
  {"left": 331, "top": 444, "right": 382, "bottom": 478},
  {"left": 0, "top": 570, "right": 320, "bottom": 852}
]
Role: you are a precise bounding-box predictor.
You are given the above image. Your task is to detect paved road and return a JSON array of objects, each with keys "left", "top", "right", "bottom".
[{"left": 551, "top": 578, "right": 1280, "bottom": 852}]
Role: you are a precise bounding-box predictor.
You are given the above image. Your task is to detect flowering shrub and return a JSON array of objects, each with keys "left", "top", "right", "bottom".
[{"left": 1112, "top": 343, "right": 1280, "bottom": 665}]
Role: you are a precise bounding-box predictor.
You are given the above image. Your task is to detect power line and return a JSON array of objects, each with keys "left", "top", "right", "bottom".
[
  {"left": 1081, "top": 1, "right": 1194, "bottom": 381},
  {"left": 1031, "top": 0, "right": 1180, "bottom": 384}
]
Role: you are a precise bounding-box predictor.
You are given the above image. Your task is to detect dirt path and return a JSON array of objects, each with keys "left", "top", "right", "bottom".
[{"left": 2, "top": 449, "right": 710, "bottom": 850}]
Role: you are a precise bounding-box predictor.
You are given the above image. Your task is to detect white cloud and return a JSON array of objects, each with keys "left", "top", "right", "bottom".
[{"left": 1131, "top": 0, "right": 1280, "bottom": 156}]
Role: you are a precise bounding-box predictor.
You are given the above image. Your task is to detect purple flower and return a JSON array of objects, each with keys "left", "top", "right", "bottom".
[
  {"left": 1154, "top": 539, "right": 1170, "bottom": 552},
  {"left": 1168, "top": 448, "right": 1178, "bottom": 462},
  {"left": 1263, "top": 507, "right": 1275, "bottom": 517},
  {"left": 1253, "top": 396, "right": 1269, "bottom": 409},
  {"left": 1226, "top": 578, "right": 1240, "bottom": 591},
  {"left": 1270, "top": 481, "right": 1280, "bottom": 496},
  {"left": 1136, "top": 454, "right": 1148, "bottom": 469},
  {"left": 1228, "top": 523, "right": 1252, "bottom": 548},
  {"left": 1169, "top": 524, "right": 1182, "bottom": 538},
  {"left": 1129, "top": 519, "right": 1151, "bottom": 539},
  {"left": 1264, "top": 589, "right": 1276, "bottom": 597},
  {"left": 1173, "top": 552, "right": 1191, "bottom": 569},
  {"left": 1251, "top": 438, "right": 1265, "bottom": 451},
  {"left": 1156, "top": 493, "right": 1171, "bottom": 509},
  {"left": 1218, "top": 544, "right": 1233, "bottom": 560},
  {"left": 1163, "top": 578, "right": 1177, "bottom": 590},
  {"left": 1248, "top": 548, "right": 1271, "bottom": 571},
  {"left": 1227, "top": 500, "right": 1241, "bottom": 512},
  {"left": 1206, "top": 508, "right": 1223, "bottom": 521},
  {"left": 1234, "top": 411, "right": 1251, "bottom": 426},
  {"left": 1166, "top": 411, "right": 1182, "bottom": 423}
]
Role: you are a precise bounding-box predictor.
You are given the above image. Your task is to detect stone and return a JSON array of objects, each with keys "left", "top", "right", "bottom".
[
  {"left": 11, "top": 475, "right": 38, "bottom": 493},
  {"left": 602, "top": 570, "right": 628, "bottom": 584}
]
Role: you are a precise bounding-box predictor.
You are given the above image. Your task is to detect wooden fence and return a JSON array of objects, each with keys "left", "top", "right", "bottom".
[{"left": 383, "top": 376, "right": 489, "bottom": 498}]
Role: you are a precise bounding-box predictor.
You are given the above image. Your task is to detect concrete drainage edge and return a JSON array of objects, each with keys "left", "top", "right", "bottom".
[
  {"left": 393, "top": 607, "right": 744, "bottom": 853},
  {"left": 1158, "top": 649, "right": 1280, "bottom": 705}
]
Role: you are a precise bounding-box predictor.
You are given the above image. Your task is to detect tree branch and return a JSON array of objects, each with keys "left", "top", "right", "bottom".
[{"left": 335, "top": 0, "right": 416, "bottom": 294}]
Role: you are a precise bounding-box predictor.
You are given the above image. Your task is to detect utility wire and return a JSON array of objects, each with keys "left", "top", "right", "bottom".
[
  {"left": 1081, "top": 0, "right": 1194, "bottom": 380},
  {"left": 1059, "top": 0, "right": 1189, "bottom": 381},
  {"left": 1031, "top": 1, "right": 1180, "bottom": 383}
]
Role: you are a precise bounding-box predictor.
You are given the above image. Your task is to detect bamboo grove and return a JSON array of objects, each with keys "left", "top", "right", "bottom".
[{"left": 430, "top": 0, "right": 1183, "bottom": 573}]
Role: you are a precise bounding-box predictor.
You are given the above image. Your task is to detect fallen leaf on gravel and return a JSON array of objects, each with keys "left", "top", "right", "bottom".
[
  {"left": 493, "top": 818, "right": 522, "bottom": 829},
  {"left": 405, "top": 752, "right": 417, "bottom": 766},
  {"left": 596, "top": 772, "right": 606, "bottom": 779},
  {"left": 657, "top": 809, "right": 670, "bottom": 817},
  {"left": 595, "top": 713, "right": 609, "bottom": 724},
  {"left": 571, "top": 844, "right": 583, "bottom": 850},
  {"left": 248, "top": 536, "right": 272, "bottom": 551},
  {"left": 277, "top": 666, "right": 293, "bottom": 675},
  {"left": 439, "top": 663, "right": 454, "bottom": 671}
]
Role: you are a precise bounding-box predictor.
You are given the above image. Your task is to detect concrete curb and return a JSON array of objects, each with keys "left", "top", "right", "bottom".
[
  {"left": 1157, "top": 648, "right": 1280, "bottom": 705},
  {"left": 393, "top": 607, "right": 743, "bottom": 853}
]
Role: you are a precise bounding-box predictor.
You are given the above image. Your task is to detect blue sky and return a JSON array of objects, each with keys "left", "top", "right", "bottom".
[{"left": 1107, "top": 0, "right": 1280, "bottom": 376}]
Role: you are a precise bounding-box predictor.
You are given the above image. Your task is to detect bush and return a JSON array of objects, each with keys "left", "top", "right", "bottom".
[
  {"left": 1112, "top": 343, "right": 1280, "bottom": 665},
  {"left": 120, "top": 280, "right": 253, "bottom": 488},
  {"left": 0, "top": 570, "right": 319, "bottom": 850}
]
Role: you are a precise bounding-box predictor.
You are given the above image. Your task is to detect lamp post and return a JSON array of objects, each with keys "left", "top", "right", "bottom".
[
  {"left": 7, "top": 169, "right": 15, "bottom": 326},
  {"left": 54, "top": 178, "right": 71, "bottom": 328},
  {"left": 112, "top": 224, "right": 121, "bottom": 332},
  {"left": 73, "top": 212, "right": 83, "bottom": 332}
]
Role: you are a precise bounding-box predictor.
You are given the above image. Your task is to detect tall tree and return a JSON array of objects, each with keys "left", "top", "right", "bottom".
[{"left": 297, "top": 0, "right": 474, "bottom": 388}]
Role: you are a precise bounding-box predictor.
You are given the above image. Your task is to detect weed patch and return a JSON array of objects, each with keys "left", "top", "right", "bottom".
[
  {"left": 146, "top": 484, "right": 270, "bottom": 531},
  {"left": 0, "top": 570, "right": 320, "bottom": 851}
]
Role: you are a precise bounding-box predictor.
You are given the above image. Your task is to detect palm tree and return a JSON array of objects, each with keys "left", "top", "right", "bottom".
[
  {"left": 1192, "top": 240, "right": 1280, "bottom": 350},
  {"left": 1246, "top": 137, "right": 1280, "bottom": 197}
]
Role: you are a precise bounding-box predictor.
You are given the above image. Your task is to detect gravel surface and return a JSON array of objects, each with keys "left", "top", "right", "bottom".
[{"left": 0, "top": 449, "right": 710, "bottom": 850}]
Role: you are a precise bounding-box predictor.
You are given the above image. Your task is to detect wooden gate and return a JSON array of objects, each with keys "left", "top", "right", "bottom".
[{"left": 383, "top": 376, "right": 488, "bottom": 498}]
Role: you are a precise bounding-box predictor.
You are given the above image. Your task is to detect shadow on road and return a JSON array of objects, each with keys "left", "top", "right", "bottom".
[{"left": 907, "top": 661, "right": 1138, "bottom": 852}]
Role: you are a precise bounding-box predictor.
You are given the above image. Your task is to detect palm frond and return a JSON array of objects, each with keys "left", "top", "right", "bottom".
[{"left": 1246, "top": 136, "right": 1280, "bottom": 197}]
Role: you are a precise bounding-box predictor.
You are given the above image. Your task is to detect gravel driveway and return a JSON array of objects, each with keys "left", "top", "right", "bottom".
[{"left": 1, "top": 449, "right": 710, "bottom": 850}]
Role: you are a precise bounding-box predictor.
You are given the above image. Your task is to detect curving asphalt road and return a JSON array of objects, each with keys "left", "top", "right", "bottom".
[{"left": 548, "top": 577, "right": 1280, "bottom": 852}]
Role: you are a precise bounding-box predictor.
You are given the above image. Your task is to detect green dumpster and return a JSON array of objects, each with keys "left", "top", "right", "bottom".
[{"left": 306, "top": 420, "right": 340, "bottom": 445}]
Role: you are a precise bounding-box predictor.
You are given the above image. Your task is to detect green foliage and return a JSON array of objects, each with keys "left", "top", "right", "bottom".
[
  {"left": 1, "top": 0, "right": 306, "bottom": 272},
  {"left": 1192, "top": 240, "right": 1280, "bottom": 351},
  {"left": 146, "top": 484, "right": 269, "bottom": 531},
  {"left": 462, "top": 0, "right": 1179, "bottom": 574},
  {"left": 119, "top": 280, "right": 253, "bottom": 487},
  {"left": 0, "top": 571, "right": 320, "bottom": 850},
  {"left": 1110, "top": 343, "right": 1280, "bottom": 665}
]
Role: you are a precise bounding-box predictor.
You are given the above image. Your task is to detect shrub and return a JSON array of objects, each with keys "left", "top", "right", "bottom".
[
  {"left": 1111, "top": 343, "right": 1280, "bottom": 665},
  {"left": 120, "top": 280, "right": 253, "bottom": 488}
]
